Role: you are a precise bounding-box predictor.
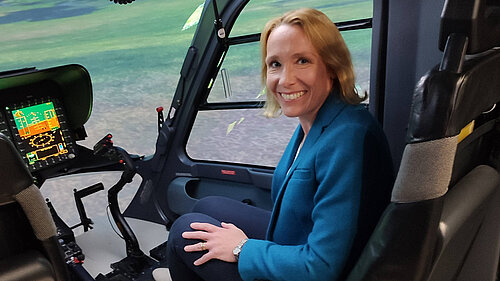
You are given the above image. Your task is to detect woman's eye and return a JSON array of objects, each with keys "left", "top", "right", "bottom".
[
  {"left": 269, "top": 61, "right": 281, "bottom": 68},
  {"left": 298, "top": 58, "right": 309, "bottom": 64}
]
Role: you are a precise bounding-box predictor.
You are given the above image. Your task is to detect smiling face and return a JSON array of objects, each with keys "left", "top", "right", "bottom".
[{"left": 265, "top": 24, "right": 334, "bottom": 133}]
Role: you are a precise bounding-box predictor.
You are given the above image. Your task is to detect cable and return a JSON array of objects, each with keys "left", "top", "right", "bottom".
[{"left": 106, "top": 204, "right": 124, "bottom": 240}]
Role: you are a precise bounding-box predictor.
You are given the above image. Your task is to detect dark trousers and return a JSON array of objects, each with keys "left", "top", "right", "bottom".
[{"left": 167, "top": 196, "right": 271, "bottom": 281}]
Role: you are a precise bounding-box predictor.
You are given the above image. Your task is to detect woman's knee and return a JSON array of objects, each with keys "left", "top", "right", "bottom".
[
  {"left": 170, "top": 213, "right": 198, "bottom": 238},
  {"left": 168, "top": 213, "right": 220, "bottom": 247}
]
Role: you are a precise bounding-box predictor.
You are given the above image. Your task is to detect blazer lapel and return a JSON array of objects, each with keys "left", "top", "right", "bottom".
[{"left": 267, "top": 126, "right": 303, "bottom": 239}]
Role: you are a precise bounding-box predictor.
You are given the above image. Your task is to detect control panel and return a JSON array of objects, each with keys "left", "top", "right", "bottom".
[
  {"left": 0, "top": 65, "right": 92, "bottom": 174},
  {"left": 0, "top": 97, "right": 76, "bottom": 172}
]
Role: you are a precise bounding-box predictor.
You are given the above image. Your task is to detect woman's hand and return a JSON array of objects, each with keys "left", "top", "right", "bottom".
[{"left": 183, "top": 222, "right": 248, "bottom": 266}]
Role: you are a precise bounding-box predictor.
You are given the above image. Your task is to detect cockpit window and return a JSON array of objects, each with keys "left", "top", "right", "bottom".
[
  {"left": 230, "top": 0, "right": 373, "bottom": 37},
  {"left": 207, "top": 41, "right": 264, "bottom": 103}
]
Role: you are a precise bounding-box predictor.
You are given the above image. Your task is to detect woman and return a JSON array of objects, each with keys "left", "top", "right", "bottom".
[{"left": 166, "top": 8, "right": 394, "bottom": 281}]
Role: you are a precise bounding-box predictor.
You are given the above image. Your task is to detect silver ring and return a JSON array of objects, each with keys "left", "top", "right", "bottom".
[{"left": 200, "top": 242, "right": 206, "bottom": 251}]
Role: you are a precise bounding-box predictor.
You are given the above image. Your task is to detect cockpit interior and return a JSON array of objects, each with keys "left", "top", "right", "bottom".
[{"left": 0, "top": 0, "right": 499, "bottom": 280}]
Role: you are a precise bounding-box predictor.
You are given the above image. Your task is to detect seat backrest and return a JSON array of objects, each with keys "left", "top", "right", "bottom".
[
  {"left": 347, "top": 0, "right": 500, "bottom": 280},
  {"left": 428, "top": 165, "right": 499, "bottom": 281},
  {"left": 0, "top": 133, "right": 70, "bottom": 281}
]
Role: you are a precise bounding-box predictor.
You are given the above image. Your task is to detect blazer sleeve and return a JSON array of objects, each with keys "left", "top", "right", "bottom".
[{"left": 238, "top": 123, "right": 372, "bottom": 281}]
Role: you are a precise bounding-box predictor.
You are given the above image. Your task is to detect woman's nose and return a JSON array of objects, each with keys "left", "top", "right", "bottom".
[{"left": 279, "top": 66, "right": 296, "bottom": 86}]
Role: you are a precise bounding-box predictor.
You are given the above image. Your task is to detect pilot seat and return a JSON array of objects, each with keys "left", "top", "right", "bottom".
[
  {"left": 347, "top": 0, "right": 500, "bottom": 280},
  {"left": 0, "top": 132, "right": 70, "bottom": 280}
]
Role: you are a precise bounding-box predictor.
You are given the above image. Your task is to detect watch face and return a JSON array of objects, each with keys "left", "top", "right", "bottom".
[
  {"left": 233, "top": 239, "right": 247, "bottom": 260},
  {"left": 233, "top": 247, "right": 241, "bottom": 256}
]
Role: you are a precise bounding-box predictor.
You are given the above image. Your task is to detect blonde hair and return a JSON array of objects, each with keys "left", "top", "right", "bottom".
[{"left": 261, "top": 8, "right": 365, "bottom": 117}]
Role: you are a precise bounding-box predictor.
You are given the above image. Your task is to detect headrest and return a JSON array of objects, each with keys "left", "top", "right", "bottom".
[
  {"left": 408, "top": 49, "right": 500, "bottom": 143},
  {"left": 0, "top": 133, "right": 33, "bottom": 205},
  {"left": 439, "top": 0, "right": 500, "bottom": 54}
]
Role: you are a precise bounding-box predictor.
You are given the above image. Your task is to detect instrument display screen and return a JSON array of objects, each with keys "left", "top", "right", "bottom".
[
  {"left": 11, "top": 101, "right": 69, "bottom": 165},
  {"left": 5, "top": 98, "right": 76, "bottom": 171}
]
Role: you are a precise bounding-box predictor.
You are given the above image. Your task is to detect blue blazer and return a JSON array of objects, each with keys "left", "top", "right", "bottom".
[{"left": 238, "top": 93, "right": 393, "bottom": 281}]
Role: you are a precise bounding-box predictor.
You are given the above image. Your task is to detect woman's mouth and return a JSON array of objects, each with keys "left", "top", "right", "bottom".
[{"left": 280, "top": 91, "right": 306, "bottom": 101}]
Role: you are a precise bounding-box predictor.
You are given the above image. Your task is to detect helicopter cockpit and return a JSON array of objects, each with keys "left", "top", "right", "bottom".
[{"left": 0, "top": 0, "right": 498, "bottom": 280}]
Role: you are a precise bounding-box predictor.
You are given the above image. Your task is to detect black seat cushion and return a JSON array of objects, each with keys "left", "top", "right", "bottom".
[{"left": 0, "top": 250, "right": 55, "bottom": 281}]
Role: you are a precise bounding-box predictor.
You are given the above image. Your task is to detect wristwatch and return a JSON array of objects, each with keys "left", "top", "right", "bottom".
[{"left": 233, "top": 238, "right": 248, "bottom": 262}]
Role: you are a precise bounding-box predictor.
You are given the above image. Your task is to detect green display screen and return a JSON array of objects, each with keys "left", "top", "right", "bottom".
[
  {"left": 12, "top": 102, "right": 60, "bottom": 138},
  {"left": 11, "top": 102, "right": 69, "bottom": 165}
]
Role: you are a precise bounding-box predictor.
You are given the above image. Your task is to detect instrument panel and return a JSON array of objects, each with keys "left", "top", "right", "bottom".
[
  {"left": 0, "top": 97, "right": 76, "bottom": 172},
  {"left": 0, "top": 64, "right": 92, "bottom": 175}
]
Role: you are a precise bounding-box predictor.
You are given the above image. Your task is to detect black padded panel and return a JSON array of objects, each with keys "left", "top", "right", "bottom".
[
  {"left": 0, "top": 133, "right": 33, "bottom": 205},
  {"left": 408, "top": 49, "right": 500, "bottom": 143},
  {"left": 0, "top": 250, "right": 55, "bottom": 281},
  {"left": 439, "top": 0, "right": 500, "bottom": 54},
  {"left": 0, "top": 202, "right": 39, "bottom": 260},
  {"left": 0, "top": 201, "right": 70, "bottom": 281},
  {"left": 346, "top": 198, "right": 443, "bottom": 281}
]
